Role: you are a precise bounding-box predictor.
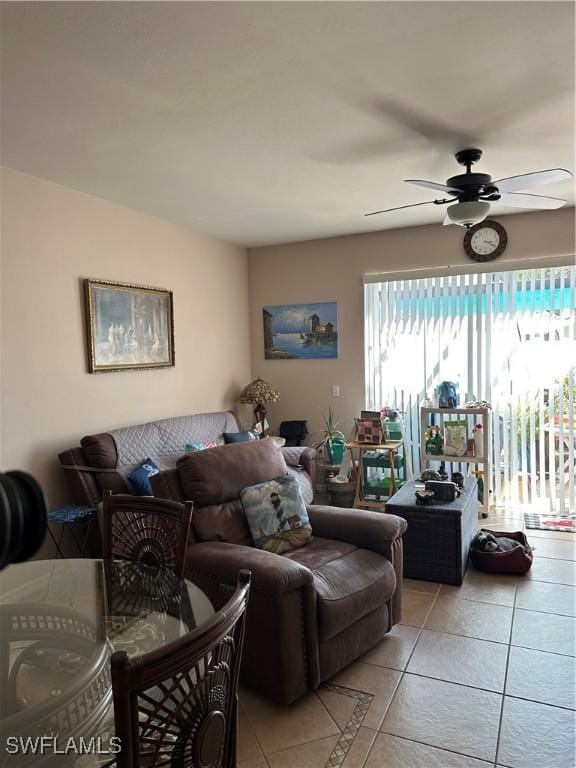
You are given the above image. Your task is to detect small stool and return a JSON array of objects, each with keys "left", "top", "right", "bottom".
[{"left": 47, "top": 505, "right": 97, "bottom": 558}]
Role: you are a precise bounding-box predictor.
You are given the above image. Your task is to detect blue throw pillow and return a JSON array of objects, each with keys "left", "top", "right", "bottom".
[
  {"left": 128, "top": 458, "right": 160, "bottom": 496},
  {"left": 223, "top": 431, "right": 257, "bottom": 444},
  {"left": 240, "top": 475, "right": 312, "bottom": 554}
]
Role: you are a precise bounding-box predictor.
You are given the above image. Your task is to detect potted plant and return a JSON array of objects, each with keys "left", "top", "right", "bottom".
[{"left": 310, "top": 406, "right": 348, "bottom": 465}]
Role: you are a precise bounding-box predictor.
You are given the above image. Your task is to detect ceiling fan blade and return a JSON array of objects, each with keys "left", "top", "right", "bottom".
[
  {"left": 405, "top": 179, "right": 461, "bottom": 194},
  {"left": 317, "top": 137, "right": 422, "bottom": 165},
  {"left": 494, "top": 169, "right": 572, "bottom": 193},
  {"left": 494, "top": 192, "right": 566, "bottom": 210},
  {"left": 365, "top": 199, "right": 443, "bottom": 217},
  {"left": 368, "top": 96, "right": 481, "bottom": 153}
]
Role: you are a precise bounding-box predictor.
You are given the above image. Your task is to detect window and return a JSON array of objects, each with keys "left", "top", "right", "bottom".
[{"left": 365, "top": 264, "right": 576, "bottom": 512}]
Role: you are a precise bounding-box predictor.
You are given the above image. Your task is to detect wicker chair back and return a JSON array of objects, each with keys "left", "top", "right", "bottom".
[
  {"left": 103, "top": 491, "right": 193, "bottom": 578},
  {"left": 111, "top": 571, "right": 251, "bottom": 768}
]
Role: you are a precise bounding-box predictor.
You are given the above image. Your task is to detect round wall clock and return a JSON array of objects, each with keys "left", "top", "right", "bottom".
[{"left": 463, "top": 219, "right": 508, "bottom": 262}]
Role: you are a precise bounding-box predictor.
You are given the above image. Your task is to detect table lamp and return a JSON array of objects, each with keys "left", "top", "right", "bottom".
[{"left": 239, "top": 377, "right": 280, "bottom": 436}]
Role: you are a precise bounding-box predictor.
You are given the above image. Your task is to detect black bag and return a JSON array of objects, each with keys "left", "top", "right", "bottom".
[
  {"left": 279, "top": 420, "right": 308, "bottom": 447},
  {"left": 425, "top": 480, "right": 461, "bottom": 502}
]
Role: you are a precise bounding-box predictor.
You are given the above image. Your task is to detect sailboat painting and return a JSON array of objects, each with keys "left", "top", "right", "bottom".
[{"left": 263, "top": 302, "right": 338, "bottom": 360}]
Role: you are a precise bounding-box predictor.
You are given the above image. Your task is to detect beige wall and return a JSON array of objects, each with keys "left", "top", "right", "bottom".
[
  {"left": 1, "top": 167, "right": 251, "bottom": 505},
  {"left": 248, "top": 208, "right": 575, "bottom": 442},
  {"left": 2, "top": 165, "right": 574, "bottom": 510}
]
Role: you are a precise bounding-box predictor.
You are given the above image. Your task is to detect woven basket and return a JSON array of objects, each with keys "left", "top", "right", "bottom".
[
  {"left": 470, "top": 529, "right": 533, "bottom": 575},
  {"left": 327, "top": 480, "right": 356, "bottom": 508}
]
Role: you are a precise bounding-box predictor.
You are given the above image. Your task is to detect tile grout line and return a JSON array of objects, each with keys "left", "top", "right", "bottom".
[
  {"left": 404, "top": 592, "right": 576, "bottom": 648},
  {"left": 503, "top": 692, "right": 576, "bottom": 714},
  {"left": 358, "top": 587, "right": 440, "bottom": 768},
  {"left": 427, "top": 591, "right": 515, "bottom": 608},
  {"left": 403, "top": 618, "right": 510, "bottom": 646},
  {"left": 492, "top": 576, "right": 518, "bottom": 768},
  {"left": 238, "top": 701, "right": 270, "bottom": 764},
  {"left": 394, "top": 526, "right": 573, "bottom": 766},
  {"left": 392, "top": 669, "right": 504, "bottom": 697},
  {"left": 353, "top": 726, "right": 378, "bottom": 768},
  {"left": 403, "top": 587, "right": 439, "bottom": 666},
  {"left": 360, "top": 724, "right": 382, "bottom": 766},
  {"left": 400, "top": 586, "right": 440, "bottom": 630},
  {"left": 315, "top": 688, "right": 345, "bottom": 735},
  {"left": 375, "top": 574, "right": 516, "bottom": 768},
  {"left": 389, "top": 584, "right": 510, "bottom": 761},
  {"left": 261, "top": 731, "right": 339, "bottom": 763},
  {"left": 264, "top": 732, "right": 338, "bottom": 757},
  {"left": 388, "top": 572, "right": 516, "bottom": 767},
  {"left": 239, "top": 520, "right": 573, "bottom": 767},
  {"left": 424, "top": 588, "right": 575, "bottom": 620},
  {"left": 374, "top": 729, "right": 501, "bottom": 766},
  {"left": 244, "top": 535, "right": 573, "bottom": 768},
  {"left": 318, "top": 684, "right": 374, "bottom": 768},
  {"left": 509, "top": 641, "right": 574, "bottom": 660},
  {"left": 439, "top": 584, "right": 517, "bottom": 608}
]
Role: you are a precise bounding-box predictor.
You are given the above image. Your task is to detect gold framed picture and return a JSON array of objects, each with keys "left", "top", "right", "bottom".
[{"left": 84, "top": 279, "right": 175, "bottom": 373}]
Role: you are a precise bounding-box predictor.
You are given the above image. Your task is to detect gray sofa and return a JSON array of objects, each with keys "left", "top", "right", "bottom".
[{"left": 58, "top": 410, "right": 316, "bottom": 509}]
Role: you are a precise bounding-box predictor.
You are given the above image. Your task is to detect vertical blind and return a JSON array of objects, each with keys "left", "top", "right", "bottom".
[{"left": 364, "top": 264, "right": 576, "bottom": 513}]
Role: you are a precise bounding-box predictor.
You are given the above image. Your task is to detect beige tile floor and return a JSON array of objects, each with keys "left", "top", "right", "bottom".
[{"left": 237, "top": 511, "right": 576, "bottom": 768}]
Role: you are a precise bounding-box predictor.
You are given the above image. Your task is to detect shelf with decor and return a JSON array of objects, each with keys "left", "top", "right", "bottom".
[
  {"left": 346, "top": 440, "right": 405, "bottom": 510},
  {"left": 419, "top": 406, "right": 492, "bottom": 518},
  {"left": 421, "top": 454, "right": 487, "bottom": 464}
]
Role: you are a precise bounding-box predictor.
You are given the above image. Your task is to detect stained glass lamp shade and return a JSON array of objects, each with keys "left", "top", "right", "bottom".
[{"left": 239, "top": 378, "right": 280, "bottom": 433}]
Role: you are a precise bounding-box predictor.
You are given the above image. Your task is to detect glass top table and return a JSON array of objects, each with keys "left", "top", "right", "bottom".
[{"left": 0, "top": 558, "right": 215, "bottom": 767}]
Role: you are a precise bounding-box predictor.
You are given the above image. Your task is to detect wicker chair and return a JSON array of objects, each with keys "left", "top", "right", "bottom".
[
  {"left": 102, "top": 491, "right": 193, "bottom": 578},
  {"left": 111, "top": 570, "right": 251, "bottom": 768}
]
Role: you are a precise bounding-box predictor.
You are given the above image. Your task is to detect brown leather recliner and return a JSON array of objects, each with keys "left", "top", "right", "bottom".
[{"left": 151, "top": 439, "right": 407, "bottom": 705}]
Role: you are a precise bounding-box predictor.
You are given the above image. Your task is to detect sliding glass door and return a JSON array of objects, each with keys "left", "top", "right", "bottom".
[{"left": 364, "top": 264, "right": 575, "bottom": 513}]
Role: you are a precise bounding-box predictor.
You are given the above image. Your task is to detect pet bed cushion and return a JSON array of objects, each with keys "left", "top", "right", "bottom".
[{"left": 470, "top": 529, "right": 533, "bottom": 575}]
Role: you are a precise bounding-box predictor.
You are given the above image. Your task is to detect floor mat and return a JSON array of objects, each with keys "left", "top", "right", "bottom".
[{"left": 523, "top": 512, "right": 576, "bottom": 533}]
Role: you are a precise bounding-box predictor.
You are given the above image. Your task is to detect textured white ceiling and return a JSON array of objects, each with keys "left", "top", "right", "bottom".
[{"left": 1, "top": 1, "right": 574, "bottom": 246}]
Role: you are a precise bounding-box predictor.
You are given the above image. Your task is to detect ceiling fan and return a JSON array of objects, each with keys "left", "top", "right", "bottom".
[{"left": 365, "top": 149, "right": 573, "bottom": 227}]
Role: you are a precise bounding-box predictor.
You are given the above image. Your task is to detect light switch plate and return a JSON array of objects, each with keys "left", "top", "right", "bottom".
[{"left": 332, "top": 384, "right": 340, "bottom": 397}]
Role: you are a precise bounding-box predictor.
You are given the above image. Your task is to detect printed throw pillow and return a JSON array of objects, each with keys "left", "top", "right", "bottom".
[
  {"left": 128, "top": 458, "right": 160, "bottom": 496},
  {"left": 185, "top": 441, "right": 219, "bottom": 453},
  {"left": 223, "top": 431, "right": 257, "bottom": 444},
  {"left": 240, "top": 475, "right": 312, "bottom": 554}
]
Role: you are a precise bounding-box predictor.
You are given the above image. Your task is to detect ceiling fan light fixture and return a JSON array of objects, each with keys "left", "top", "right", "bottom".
[{"left": 446, "top": 200, "right": 490, "bottom": 228}]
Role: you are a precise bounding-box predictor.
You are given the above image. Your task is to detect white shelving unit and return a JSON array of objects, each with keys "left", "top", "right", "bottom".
[{"left": 419, "top": 406, "right": 492, "bottom": 518}]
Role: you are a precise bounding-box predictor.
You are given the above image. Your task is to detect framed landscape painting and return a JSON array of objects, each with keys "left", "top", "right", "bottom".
[
  {"left": 84, "top": 279, "right": 174, "bottom": 372},
  {"left": 263, "top": 302, "right": 338, "bottom": 359}
]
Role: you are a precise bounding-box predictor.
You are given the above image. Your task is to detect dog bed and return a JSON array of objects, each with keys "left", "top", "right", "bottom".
[{"left": 470, "top": 529, "right": 533, "bottom": 575}]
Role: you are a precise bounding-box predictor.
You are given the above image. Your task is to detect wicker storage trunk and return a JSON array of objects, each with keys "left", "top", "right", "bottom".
[{"left": 385, "top": 477, "right": 478, "bottom": 585}]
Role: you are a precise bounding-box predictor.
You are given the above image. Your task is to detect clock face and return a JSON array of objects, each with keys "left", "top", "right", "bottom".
[
  {"left": 471, "top": 227, "right": 500, "bottom": 256},
  {"left": 463, "top": 219, "right": 508, "bottom": 262}
]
